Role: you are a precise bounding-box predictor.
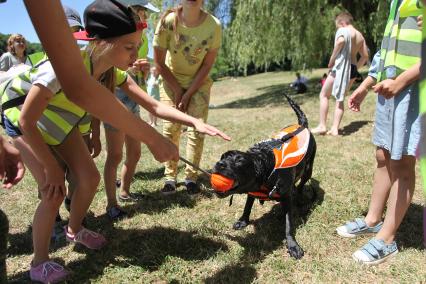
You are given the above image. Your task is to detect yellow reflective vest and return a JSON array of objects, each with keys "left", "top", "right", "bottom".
[
  {"left": 419, "top": 3, "right": 426, "bottom": 197},
  {"left": 0, "top": 51, "right": 128, "bottom": 145},
  {"left": 378, "top": 0, "right": 423, "bottom": 81}
]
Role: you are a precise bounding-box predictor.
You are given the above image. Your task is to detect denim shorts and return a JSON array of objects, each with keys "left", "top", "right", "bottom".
[
  {"left": 104, "top": 88, "right": 140, "bottom": 131},
  {"left": 373, "top": 83, "right": 420, "bottom": 160},
  {"left": 1, "top": 114, "right": 22, "bottom": 137}
]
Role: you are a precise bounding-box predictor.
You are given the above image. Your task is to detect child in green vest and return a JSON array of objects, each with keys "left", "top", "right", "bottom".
[
  {"left": 337, "top": 0, "right": 422, "bottom": 265},
  {"left": 0, "top": 1, "right": 229, "bottom": 282}
]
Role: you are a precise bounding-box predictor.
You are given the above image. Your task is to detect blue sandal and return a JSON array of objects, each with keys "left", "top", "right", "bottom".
[
  {"left": 336, "top": 218, "right": 383, "bottom": 238},
  {"left": 352, "top": 238, "right": 398, "bottom": 265}
]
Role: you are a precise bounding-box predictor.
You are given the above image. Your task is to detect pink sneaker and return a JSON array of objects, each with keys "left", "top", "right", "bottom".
[
  {"left": 30, "top": 261, "right": 69, "bottom": 283},
  {"left": 65, "top": 226, "right": 107, "bottom": 250}
]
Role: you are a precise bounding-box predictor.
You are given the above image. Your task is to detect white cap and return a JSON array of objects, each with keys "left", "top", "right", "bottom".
[{"left": 118, "top": 0, "right": 160, "bottom": 13}]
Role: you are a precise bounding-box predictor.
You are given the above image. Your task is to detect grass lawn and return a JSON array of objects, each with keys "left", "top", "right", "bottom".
[{"left": 2, "top": 69, "right": 426, "bottom": 283}]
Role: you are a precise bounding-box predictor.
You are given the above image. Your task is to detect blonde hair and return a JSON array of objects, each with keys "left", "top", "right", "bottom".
[
  {"left": 7, "top": 34, "right": 27, "bottom": 56},
  {"left": 86, "top": 40, "right": 116, "bottom": 93},
  {"left": 157, "top": 5, "right": 183, "bottom": 43},
  {"left": 335, "top": 12, "right": 353, "bottom": 25}
]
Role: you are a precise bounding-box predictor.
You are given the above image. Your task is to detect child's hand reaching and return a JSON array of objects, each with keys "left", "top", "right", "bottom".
[
  {"left": 348, "top": 85, "right": 369, "bottom": 112},
  {"left": 193, "top": 120, "right": 231, "bottom": 141},
  {"left": 146, "top": 134, "right": 179, "bottom": 163}
]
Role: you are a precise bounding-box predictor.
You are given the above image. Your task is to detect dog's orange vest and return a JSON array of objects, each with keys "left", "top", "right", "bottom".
[{"left": 248, "top": 125, "right": 311, "bottom": 201}]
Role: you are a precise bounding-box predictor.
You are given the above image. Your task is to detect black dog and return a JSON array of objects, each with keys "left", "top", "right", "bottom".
[{"left": 212, "top": 94, "right": 316, "bottom": 259}]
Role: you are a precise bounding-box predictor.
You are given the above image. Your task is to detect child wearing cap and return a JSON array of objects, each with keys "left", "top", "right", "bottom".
[
  {"left": 0, "top": 0, "right": 229, "bottom": 282},
  {"left": 154, "top": 0, "right": 222, "bottom": 194},
  {"left": 103, "top": 0, "right": 160, "bottom": 220}
]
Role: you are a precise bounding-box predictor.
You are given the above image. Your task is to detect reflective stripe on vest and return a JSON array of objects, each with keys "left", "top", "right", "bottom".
[
  {"left": 78, "top": 113, "right": 92, "bottom": 135},
  {"left": 419, "top": 4, "right": 426, "bottom": 197},
  {"left": 378, "top": 0, "right": 422, "bottom": 81},
  {"left": 1, "top": 59, "right": 87, "bottom": 145}
]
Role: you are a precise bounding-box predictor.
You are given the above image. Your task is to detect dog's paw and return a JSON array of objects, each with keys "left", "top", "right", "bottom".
[
  {"left": 233, "top": 220, "right": 249, "bottom": 230},
  {"left": 287, "top": 245, "right": 304, "bottom": 259}
]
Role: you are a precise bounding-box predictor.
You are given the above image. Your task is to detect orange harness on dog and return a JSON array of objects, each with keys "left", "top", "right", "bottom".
[{"left": 248, "top": 125, "right": 310, "bottom": 201}]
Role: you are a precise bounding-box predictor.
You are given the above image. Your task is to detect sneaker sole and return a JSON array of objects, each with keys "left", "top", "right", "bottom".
[
  {"left": 352, "top": 249, "right": 399, "bottom": 265},
  {"left": 336, "top": 228, "right": 376, "bottom": 238}
]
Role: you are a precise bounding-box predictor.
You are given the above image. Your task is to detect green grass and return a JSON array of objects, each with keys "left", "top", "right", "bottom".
[{"left": 2, "top": 68, "right": 426, "bottom": 283}]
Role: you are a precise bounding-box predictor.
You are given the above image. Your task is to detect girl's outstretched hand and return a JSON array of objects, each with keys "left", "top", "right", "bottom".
[
  {"left": 146, "top": 134, "right": 179, "bottom": 163},
  {"left": 193, "top": 120, "right": 231, "bottom": 141}
]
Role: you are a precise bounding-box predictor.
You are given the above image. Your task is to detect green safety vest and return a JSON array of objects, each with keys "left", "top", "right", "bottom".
[
  {"left": 27, "top": 51, "right": 93, "bottom": 135},
  {"left": 0, "top": 51, "right": 127, "bottom": 145},
  {"left": 420, "top": 4, "right": 426, "bottom": 197},
  {"left": 378, "top": 0, "right": 423, "bottom": 81},
  {"left": 27, "top": 52, "right": 48, "bottom": 67}
]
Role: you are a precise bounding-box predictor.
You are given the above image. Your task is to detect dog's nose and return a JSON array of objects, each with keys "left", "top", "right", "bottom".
[{"left": 215, "top": 161, "right": 226, "bottom": 170}]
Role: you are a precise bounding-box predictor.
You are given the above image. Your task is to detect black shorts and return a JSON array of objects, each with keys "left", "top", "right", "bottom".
[{"left": 350, "top": 64, "right": 361, "bottom": 79}]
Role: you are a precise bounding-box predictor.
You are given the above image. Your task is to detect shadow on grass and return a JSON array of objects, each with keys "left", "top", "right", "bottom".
[
  {"left": 9, "top": 226, "right": 229, "bottom": 283},
  {"left": 215, "top": 83, "right": 320, "bottom": 110},
  {"left": 395, "top": 203, "right": 424, "bottom": 250},
  {"left": 204, "top": 178, "right": 325, "bottom": 283},
  {"left": 340, "top": 120, "right": 372, "bottom": 136}
]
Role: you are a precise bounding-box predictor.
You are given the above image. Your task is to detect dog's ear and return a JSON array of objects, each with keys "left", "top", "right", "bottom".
[{"left": 220, "top": 150, "right": 241, "bottom": 160}]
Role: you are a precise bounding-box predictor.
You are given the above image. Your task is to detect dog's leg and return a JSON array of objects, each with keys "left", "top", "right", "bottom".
[
  {"left": 281, "top": 196, "right": 304, "bottom": 259},
  {"left": 296, "top": 140, "right": 317, "bottom": 203},
  {"left": 233, "top": 195, "right": 255, "bottom": 230},
  {"left": 277, "top": 175, "right": 304, "bottom": 259}
]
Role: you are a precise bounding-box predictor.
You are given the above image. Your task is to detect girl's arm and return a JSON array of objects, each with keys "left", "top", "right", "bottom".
[
  {"left": 154, "top": 47, "right": 185, "bottom": 105},
  {"left": 179, "top": 49, "right": 219, "bottom": 112},
  {"left": 373, "top": 62, "right": 421, "bottom": 99},
  {"left": 19, "top": 84, "right": 66, "bottom": 198},
  {"left": 24, "top": 0, "right": 179, "bottom": 163},
  {"left": 120, "top": 77, "right": 230, "bottom": 141}
]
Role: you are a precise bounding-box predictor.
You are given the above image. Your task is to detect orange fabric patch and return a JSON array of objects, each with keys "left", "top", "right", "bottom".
[{"left": 272, "top": 125, "right": 310, "bottom": 169}]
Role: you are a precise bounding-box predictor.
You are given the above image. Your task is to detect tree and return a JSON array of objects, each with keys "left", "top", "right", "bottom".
[{"left": 222, "top": 0, "right": 390, "bottom": 75}]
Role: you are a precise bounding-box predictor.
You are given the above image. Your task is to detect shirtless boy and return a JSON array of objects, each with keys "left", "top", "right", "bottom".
[{"left": 312, "top": 12, "right": 369, "bottom": 136}]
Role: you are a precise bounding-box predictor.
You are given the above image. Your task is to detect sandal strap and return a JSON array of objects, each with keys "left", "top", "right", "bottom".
[
  {"left": 360, "top": 239, "right": 388, "bottom": 260},
  {"left": 346, "top": 218, "right": 367, "bottom": 233}
]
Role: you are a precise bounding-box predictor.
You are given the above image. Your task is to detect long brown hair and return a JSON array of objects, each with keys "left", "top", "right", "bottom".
[
  {"left": 86, "top": 41, "right": 116, "bottom": 93},
  {"left": 156, "top": 5, "right": 183, "bottom": 43}
]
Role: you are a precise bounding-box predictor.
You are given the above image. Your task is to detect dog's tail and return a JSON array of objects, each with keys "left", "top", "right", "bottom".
[{"left": 283, "top": 93, "right": 308, "bottom": 128}]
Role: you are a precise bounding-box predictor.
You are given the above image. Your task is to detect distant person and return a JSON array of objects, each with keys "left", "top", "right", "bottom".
[
  {"left": 320, "top": 73, "right": 327, "bottom": 87},
  {"left": 147, "top": 66, "right": 161, "bottom": 126},
  {"left": 0, "top": 34, "right": 29, "bottom": 71},
  {"left": 311, "top": 12, "right": 369, "bottom": 136},
  {"left": 290, "top": 72, "right": 308, "bottom": 94}
]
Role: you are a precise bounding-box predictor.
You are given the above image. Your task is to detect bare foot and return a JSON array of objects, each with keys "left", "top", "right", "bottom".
[
  {"left": 326, "top": 129, "right": 339, "bottom": 136},
  {"left": 311, "top": 126, "right": 327, "bottom": 135}
]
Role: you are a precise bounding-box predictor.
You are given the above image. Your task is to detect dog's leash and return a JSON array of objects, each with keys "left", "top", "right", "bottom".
[{"left": 179, "top": 156, "right": 211, "bottom": 177}]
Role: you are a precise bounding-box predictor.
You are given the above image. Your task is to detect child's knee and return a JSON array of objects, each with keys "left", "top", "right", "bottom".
[
  {"left": 375, "top": 148, "right": 389, "bottom": 166},
  {"left": 126, "top": 149, "right": 141, "bottom": 164},
  {"left": 106, "top": 150, "right": 123, "bottom": 166}
]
